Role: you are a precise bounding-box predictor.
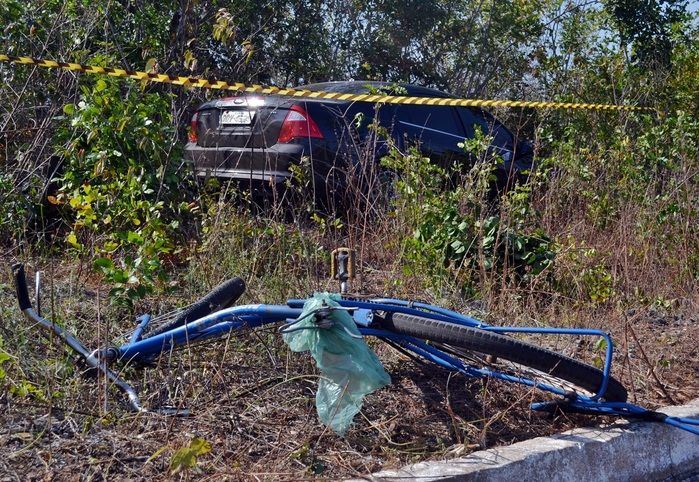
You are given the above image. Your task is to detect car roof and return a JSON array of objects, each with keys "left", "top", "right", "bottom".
[
  {"left": 298, "top": 81, "right": 454, "bottom": 99},
  {"left": 200, "top": 81, "right": 460, "bottom": 111}
]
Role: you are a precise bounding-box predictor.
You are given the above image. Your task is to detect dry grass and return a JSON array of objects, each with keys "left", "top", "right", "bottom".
[
  {"left": 1, "top": 231, "right": 697, "bottom": 480},
  {"left": 1, "top": 138, "right": 697, "bottom": 480}
]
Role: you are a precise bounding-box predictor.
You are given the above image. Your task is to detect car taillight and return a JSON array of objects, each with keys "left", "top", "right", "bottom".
[
  {"left": 277, "top": 105, "right": 324, "bottom": 143},
  {"left": 188, "top": 112, "right": 199, "bottom": 143}
]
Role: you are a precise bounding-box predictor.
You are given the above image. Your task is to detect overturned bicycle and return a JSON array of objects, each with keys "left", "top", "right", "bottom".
[{"left": 11, "top": 259, "right": 699, "bottom": 436}]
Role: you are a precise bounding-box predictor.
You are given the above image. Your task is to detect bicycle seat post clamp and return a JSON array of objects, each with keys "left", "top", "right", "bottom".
[{"left": 330, "top": 247, "right": 355, "bottom": 294}]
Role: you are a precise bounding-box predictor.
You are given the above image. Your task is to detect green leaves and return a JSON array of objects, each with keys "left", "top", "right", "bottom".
[
  {"left": 56, "top": 75, "right": 186, "bottom": 309},
  {"left": 66, "top": 232, "right": 82, "bottom": 250},
  {"left": 170, "top": 437, "right": 212, "bottom": 475},
  {"left": 605, "top": 0, "right": 687, "bottom": 68},
  {"left": 94, "top": 79, "right": 107, "bottom": 92},
  {"left": 0, "top": 350, "right": 12, "bottom": 380},
  {"left": 592, "top": 337, "right": 609, "bottom": 369},
  {"left": 384, "top": 138, "right": 556, "bottom": 294}
]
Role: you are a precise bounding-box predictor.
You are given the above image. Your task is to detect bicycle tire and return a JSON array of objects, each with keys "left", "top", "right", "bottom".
[
  {"left": 146, "top": 277, "right": 246, "bottom": 338},
  {"left": 382, "top": 312, "right": 628, "bottom": 402}
]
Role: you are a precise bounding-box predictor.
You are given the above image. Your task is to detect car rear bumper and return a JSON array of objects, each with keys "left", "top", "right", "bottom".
[{"left": 185, "top": 142, "right": 304, "bottom": 183}]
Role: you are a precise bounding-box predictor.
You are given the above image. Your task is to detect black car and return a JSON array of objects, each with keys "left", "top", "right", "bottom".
[{"left": 185, "top": 81, "right": 533, "bottom": 204}]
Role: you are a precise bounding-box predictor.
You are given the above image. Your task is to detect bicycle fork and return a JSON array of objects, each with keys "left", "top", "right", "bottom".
[{"left": 12, "top": 263, "right": 147, "bottom": 413}]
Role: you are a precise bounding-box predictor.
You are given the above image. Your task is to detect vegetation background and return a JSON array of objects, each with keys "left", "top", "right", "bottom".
[{"left": 0, "top": 0, "right": 697, "bottom": 479}]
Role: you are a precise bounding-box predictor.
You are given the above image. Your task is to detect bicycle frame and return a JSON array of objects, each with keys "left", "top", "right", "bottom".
[
  {"left": 114, "top": 298, "right": 614, "bottom": 402},
  {"left": 117, "top": 304, "right": 303, "bottom": 362}
]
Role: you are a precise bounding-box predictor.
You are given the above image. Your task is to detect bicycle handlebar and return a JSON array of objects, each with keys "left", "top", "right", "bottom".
[
  {"left": 12, "top": 263, "right": 32, "bottom": 311},
  {"left": 11, "top": 262, "right": 155, "bottom": 413}
]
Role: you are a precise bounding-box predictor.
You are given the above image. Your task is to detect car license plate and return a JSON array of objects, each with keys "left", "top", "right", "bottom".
[{"left": 220, "top": 110, "right": 253, "bottom": 125}]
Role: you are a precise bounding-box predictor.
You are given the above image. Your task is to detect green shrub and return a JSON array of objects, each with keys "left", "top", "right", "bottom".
[
  {"left": 0, "top": 172, "right": 31, "bottom": 245},
  {"left": 381, "top": 133, "right": 555, "bottom": 295},
  {"left": 55, "top": 74, "right": 190, "bottom": 308}
]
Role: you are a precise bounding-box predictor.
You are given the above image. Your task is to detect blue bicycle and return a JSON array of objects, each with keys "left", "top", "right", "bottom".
[{"left": 12, "top": 263, "right": 699, "bottom": 435}]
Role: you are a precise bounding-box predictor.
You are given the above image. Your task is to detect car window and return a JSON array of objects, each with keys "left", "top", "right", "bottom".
[
  {"left": 456, "top": 107, "right": 484, "bottom": 138},
  {"left": 481, "top": 111, "right": 513, "bottom": 147},
  {"left": 398, "top": 105, "right": 465, "bottom": 154},
  {"left": 456, "top": 107, "right": 514, "bottom": 162}
]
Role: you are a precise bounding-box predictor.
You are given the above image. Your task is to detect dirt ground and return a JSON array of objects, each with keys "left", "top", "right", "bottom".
[{"left": 1, "top": 281, "right": 697, "bottom": 481}]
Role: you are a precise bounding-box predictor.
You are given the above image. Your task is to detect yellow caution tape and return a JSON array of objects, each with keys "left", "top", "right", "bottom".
[{"left": 0, "top": 54, "right": 652, "bottom": 112}]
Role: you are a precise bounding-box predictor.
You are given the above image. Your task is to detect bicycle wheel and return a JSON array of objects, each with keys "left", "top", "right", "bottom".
[
  {"left": 381, "top": 312, "right": 628, "bottom": 402},
  {"left": 146, "top": 277, "right": 246, "bottom": 338}
]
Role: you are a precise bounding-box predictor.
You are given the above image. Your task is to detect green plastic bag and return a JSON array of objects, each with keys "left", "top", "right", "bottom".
[{"left": 283, "top": 293, "right": 391, "bottom": 435}]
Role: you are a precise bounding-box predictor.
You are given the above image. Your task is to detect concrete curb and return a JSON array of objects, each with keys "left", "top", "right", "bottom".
[{"left": 353, "top": 398, "right": 699, "bottom": 482}]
